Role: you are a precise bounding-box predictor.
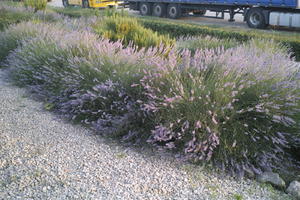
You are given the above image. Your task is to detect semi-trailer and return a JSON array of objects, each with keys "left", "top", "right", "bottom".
[{"left": 126, "top": 0, "right": 300, "bottom": 28}]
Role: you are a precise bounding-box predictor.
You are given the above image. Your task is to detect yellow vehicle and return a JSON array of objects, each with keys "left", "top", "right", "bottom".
[{"left": 62, "top": 0, "right": 122, "bottom": 9}]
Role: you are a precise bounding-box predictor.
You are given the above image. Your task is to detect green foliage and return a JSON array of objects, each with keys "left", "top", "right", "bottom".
[
  {"left": 104, "top": 7, "right": 128, "bottom": 18},
  {"left": 44, "top": 103, "right": 54, "bottom": 110},
  {"left": 176, "top": 36, "right": 238, "bottom": 53},
  {"left": 0, "top": 21, "right": 41, "bottom": 62},
  {"left": 140, "top": 19, "right": 300, "bottom": 61},
  {"left": 233, "top": 194, "right": 243, "bottom": 200},
  {"left": 93, "top": 16, "right": 175, "bottom": 49},
  {"left": 24, "top": 0, "right": 47, "bottom": 12},
  {"left": 0, "top": 7, "right": 33, "bottom": 31}
]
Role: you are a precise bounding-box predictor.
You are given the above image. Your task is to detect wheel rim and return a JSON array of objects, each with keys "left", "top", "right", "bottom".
[
  {"left": 250, "top": 13, "right": 261, "bottom": 26},
  {"left": 141, "top": 4, "right": 148, "bottom": 15},
  {"left": 169, "top": 7, "right": 176, "bottom": 17},
  {"left": 154, "top": 5, "right": 161, "bottom": 15}
]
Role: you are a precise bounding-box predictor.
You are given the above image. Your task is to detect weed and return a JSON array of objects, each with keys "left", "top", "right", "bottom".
[{"left": 233, "top": 193, "right": 243, "bottom": 200}]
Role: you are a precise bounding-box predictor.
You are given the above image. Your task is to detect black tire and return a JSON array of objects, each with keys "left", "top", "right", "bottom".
[
  {"left": 193, "top": 10, "right": 206, "bottom": 16},
  {"left": 167, "top": 4, "right": 181, "bottom": 19},
  {"left": 62, "top": 0, "right": 69, "bottom": 7},
  {"left": 246, "top": 8, "right": 267, "bottom": 29},
  {"left": 82, "top": 0, "right": 90, "bottom": 8},
  {"left": 152, "top": 3, "right": 166, "bottom": 17},
  {"left": 140, "top": 3, "right": 151, "bottom": 16}
]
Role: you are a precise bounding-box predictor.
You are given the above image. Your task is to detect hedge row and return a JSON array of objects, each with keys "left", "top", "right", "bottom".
[
  {"left": 139, "top": 19, "right": 300, "bottom": 61},
  {"left": 0, "top": 3, "right": 299, "bottom": 177},
  {"left": 1, "top": 21, "right": 299, "bottom": 177},
  {"left": 92, "top": 15, "right": 175, "bottom": 49}
]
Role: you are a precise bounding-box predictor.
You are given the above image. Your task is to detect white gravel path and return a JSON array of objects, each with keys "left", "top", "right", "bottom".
[{"left": 0, "top": 68, "right": 293, "bottom": 200}]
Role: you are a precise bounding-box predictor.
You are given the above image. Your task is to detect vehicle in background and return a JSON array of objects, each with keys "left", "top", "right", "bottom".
[
  {"left": 62, "top": 0, "right": 122, "bottom": 9},
  {"left": 126, "top": 0, "right": 300, "bottom": 28}
]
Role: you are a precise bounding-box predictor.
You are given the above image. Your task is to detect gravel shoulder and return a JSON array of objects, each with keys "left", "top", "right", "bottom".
[{"left": 0, "top": 68, "right": 293, "bottom": 199}]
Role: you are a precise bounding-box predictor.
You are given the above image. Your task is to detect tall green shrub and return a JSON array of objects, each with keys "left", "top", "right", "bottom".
[
  {"left": 93, "top": 16, "right": 175, "bottom": 49},
  {"left": 24, "top": 0, "right": 47, "bottom": 12}
]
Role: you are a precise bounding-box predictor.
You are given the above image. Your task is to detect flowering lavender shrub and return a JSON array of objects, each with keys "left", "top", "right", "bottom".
[
  {"left": 6, "top": 21, "right": 167, "bottom": 138},
  {"left": 3, "top": 21, "right": 300, "bottom": 176},
  {"left": 0, "top": 4, "right": 64, "bottom": 31},
  {"left": 0, "top": 13, "right": 95, "bottom": 63},
  {"left": 0, "top": 22, "right": 43, "bottom": 63},
  {"left": 0, "top": 5, "right": 33, "bottom": 31},
  {"left": 176, "top": 36, "right": 238, "bottom": 53},
  {"left": 139, "top": 40, "right": 300, "bottom": 175}
]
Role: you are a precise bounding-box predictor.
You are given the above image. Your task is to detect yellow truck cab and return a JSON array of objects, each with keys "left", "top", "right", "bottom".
[{"left": 62, "top": 0, "right": 122, "bottom": 9}]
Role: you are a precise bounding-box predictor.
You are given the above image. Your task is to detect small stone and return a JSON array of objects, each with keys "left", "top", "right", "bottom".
[
  {"left": 286, "top": 181, "right": 300, "bottom": 199},
  {"left": 257, "top": 172, "right": 285, "bottom": 188}
]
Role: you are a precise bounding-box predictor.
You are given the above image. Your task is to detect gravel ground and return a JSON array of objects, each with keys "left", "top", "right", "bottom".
[{"left": 0, "top": 68, "right": 293, "bottom": 200}]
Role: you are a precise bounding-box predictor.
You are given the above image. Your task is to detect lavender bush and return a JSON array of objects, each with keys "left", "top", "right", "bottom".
[
  {"left": 138, "top": 40, "right": 300, "bottom": 175},
  {"left": 176, "top": 36, "right": 238, "bottom": 53},
  {"left": 0, "top": 5, "right": 33, "bottom": 31},
  {"left": 5, "top": 21, "right": 167, "bottom": 138},
  {"left": 0, "top": 14, "right": 98, "bottom": 63},
  {"left": 0, "top": 4, "right": 63, "bottom": 31},
  {"left": 2, "top": 21, "right": 300, "bottom": 176},
  {"left": 0, "top": 22, "right": 42, "bottom": 62}
]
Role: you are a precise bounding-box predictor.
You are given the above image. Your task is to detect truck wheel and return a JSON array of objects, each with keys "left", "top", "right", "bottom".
[
  {"left": 140, "top": 3, "right": 151, "bottom": 16},
  {"left": 82, "top": 0, "right": 89, "bottom": 8},
  {"left": 152, "top": 3, "right": 166, "bottom": 17},
  {"left": 193, "top": 10, "right": 206, "bottom": 16},
  {"left": 246, "top": 8, "right": 267, "bottom": 29},
  {"left": 62, "top": 0, "right": 69, "bottom": 7},
  {"left": 167, "top": 4, "right": 181, "bottom": 19}
]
